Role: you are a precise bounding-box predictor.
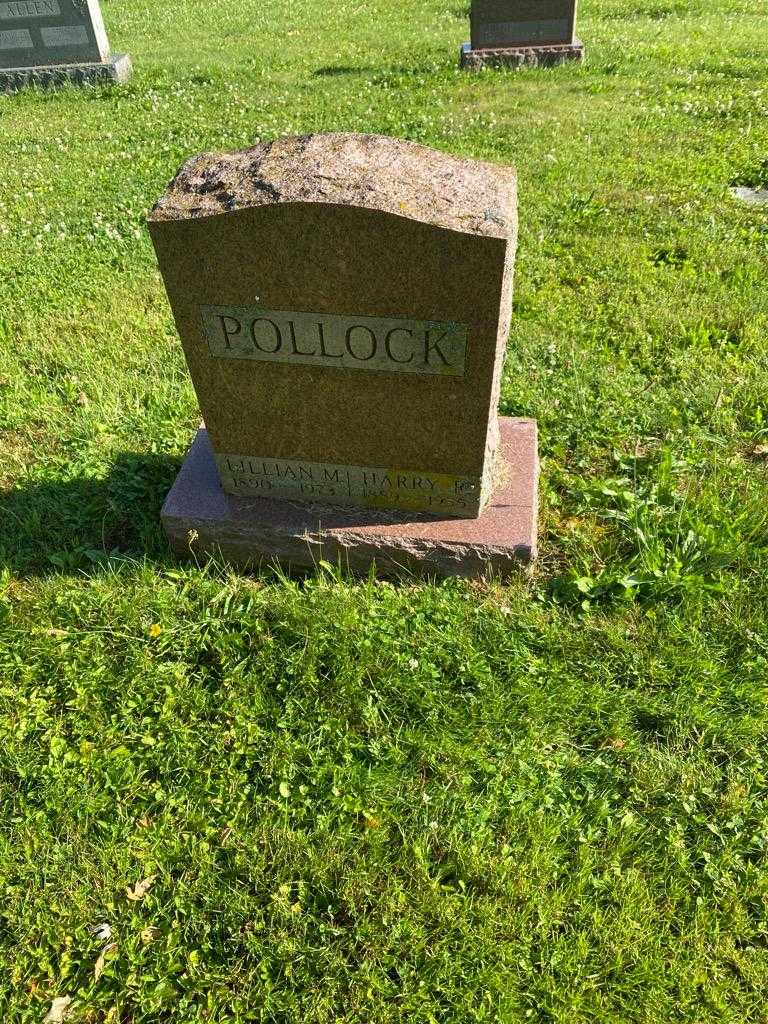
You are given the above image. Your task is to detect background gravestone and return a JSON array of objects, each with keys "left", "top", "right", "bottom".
[
  {"left": 0, "top": 0, "right": 131, "bottom": 90},
  {"left": 149, "top": 133, "right": 539, "bottom": 577},
  {"left": 461, "top": 0, "right": 584, "bottom": 68}
]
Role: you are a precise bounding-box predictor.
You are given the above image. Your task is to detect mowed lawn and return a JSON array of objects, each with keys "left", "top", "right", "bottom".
[{"left": 1, "top": 0, "right": 768, "bottom": 1020}]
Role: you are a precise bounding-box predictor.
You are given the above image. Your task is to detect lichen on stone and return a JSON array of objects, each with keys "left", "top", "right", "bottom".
[{"left": 149, "top": 133, "right": 516, "bottom": 239}]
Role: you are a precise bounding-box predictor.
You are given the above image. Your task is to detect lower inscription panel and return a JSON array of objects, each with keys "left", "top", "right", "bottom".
[
  {"left": 0, "top": 27, "right": 32, "bottom": 47},
  {"left": 216, "top": 452, "right": 485, "bottom": 517},
  {"left": 477, "top": 18, "right": 571, "bottom": 45}
]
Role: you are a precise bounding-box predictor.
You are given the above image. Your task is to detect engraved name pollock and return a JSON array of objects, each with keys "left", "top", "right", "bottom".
[
  {"left": 218, "top": 453, "right": 482, "bottom": 516},
  {"left": 201, "top": 305, "right": 468, "bottom": 377}
]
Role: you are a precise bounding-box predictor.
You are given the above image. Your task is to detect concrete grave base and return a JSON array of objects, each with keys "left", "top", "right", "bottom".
[
  {"left": 460, "top": 40, "right": 584, "bottom": 69},
  {"left": 162, "top": 418, "right": 539, "bottom": 578},
  {"left": 0, "top": 52, "right": 131, "bottom": 92}
]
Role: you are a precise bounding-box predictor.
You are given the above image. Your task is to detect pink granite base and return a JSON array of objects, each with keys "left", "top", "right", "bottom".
[
  {"left": 460, "top": 41, "right": 584, "bottom": 69},
  {"left": 161, "top": 418, "right": 539, "bottom": 578}
]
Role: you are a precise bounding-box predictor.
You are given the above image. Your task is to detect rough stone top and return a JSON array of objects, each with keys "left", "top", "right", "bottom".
[{"left": 149, "top": 133, "right": 516, "bottom": 239}]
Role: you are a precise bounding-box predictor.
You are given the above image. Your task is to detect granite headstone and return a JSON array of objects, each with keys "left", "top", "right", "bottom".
[
  {"left": 0, "top": 0, "right": 131, "bottom": 90},
  {"left": 149, "top": 133, "right": 539, "bottom": 576},
  {"left": 462, "top": 0, "right": 584, "bottom": 68}
]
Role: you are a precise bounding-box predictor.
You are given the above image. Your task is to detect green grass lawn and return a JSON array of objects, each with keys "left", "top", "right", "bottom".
[{"left": 1, "top": 0, "right": 768, "bottom": 1020}]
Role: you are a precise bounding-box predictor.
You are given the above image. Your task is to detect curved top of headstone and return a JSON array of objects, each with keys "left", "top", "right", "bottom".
[{"left": 148, "top": 133, "right": 516, "bottom": 239}]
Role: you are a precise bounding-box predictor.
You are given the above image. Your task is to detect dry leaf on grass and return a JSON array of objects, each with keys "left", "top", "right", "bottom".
[
  {"left": 141, "top": 926, "right": 161, "bottom": 943},
  {"left": 126, "top": 875, "right": 157, "bottom": 902},
  {"left": 751, "top": 444, "right": 768, "bottom": 458},
  {"left": 94, "top": 942, "right": 118, "bottom": 981},
  {"left": 45, "top": 997, "right": 73, "bottom": 1023}
]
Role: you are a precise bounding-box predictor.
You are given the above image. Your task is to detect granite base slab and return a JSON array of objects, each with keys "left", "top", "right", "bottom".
[
  {"left": 460, "top": 41, "right": 584, "bottom": 69},
  {"left": 162, "top": 418, "right": 539, "bottom": 578},
  {"left": 0, "top": 53, "right": 132, "bottom": 92}
]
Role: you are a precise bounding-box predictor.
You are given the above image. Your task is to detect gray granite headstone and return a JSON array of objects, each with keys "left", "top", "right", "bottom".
[
  {"left": 471, "top": 0, "right": 577, "bottom": 48},
  {"left": 0, "top": 0, "right": 131, "bottom": 89},
  {"left": 461, "top": 0, "right": 584, "bottom": 68}
]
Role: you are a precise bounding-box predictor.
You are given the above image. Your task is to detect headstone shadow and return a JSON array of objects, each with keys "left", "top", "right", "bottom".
[
  {"left": 313, "top": 65, "right": 365, "bottom": 77},
  {"left": 0, "top": 451, "right": 180, "bottom": 577}
]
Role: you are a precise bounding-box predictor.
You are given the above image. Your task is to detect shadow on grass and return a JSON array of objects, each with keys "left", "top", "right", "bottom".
[
  {"left": 314, "top": 60, "right": 457, "bottom": 81},
  {"left": 312, "top": 65, "right": 366, "bottom": 77},
  {"left": 0, "top": 452, "right": 181, "bottom": 577}
]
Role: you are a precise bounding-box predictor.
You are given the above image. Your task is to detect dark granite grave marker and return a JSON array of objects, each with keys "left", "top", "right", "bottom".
[
  {"left": 461, "top": 0, "right": 584, "bottom": 68},
  {"left": 0, "top": 0, "right": 131, "bottom": 90}
]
